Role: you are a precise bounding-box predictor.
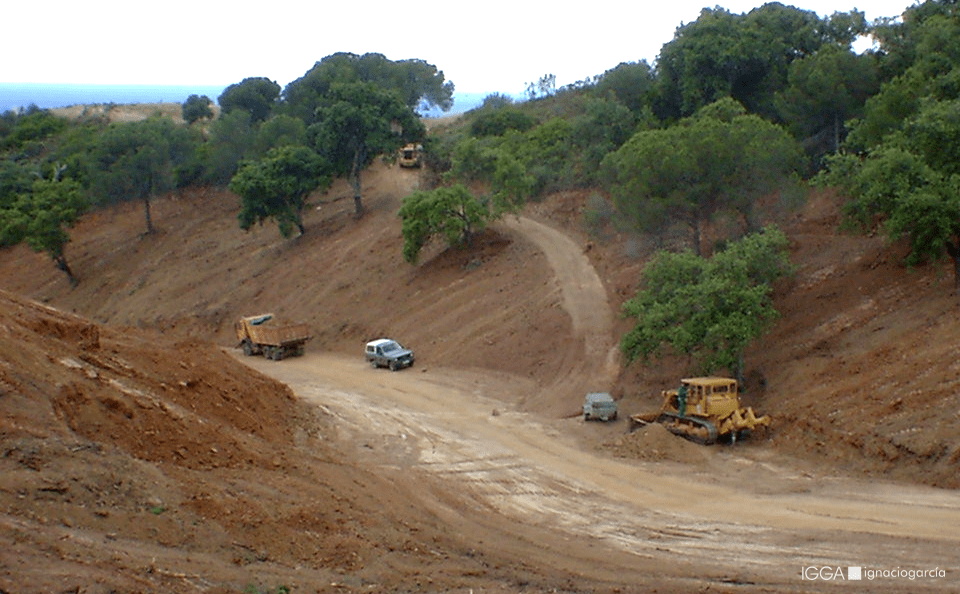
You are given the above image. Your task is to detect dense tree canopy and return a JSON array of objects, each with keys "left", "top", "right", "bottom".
[
  {"left": 90, "top": 116, "right": 200, "bottom": 233},
  {"left": 309, "top": 82, "right": 425, "bottom": 217},
  {"left": 218, "top": 77, "right": 280, "bottom": 123},
  {"left": 398, "top": 184, "right": 490, "bottom": 263},
  {"left": 231, "top": 145, "right": 331, "bottom": 238},
  {"left": 0, "top": 174, "right": 86, "bottom": 285},
  {"left": 621, "top": 226, "right": 792, "bottom": 380},
  {"left": 283, "top": 53, "right": 454, "bottom": 123},
  {"left": 182, "top": 94, "right": 214, "bottom": 125},
  {"left": 655, "top": 4, "right": 868, "bottom": 120},
  {"left": 595, "top": 61, "right": 657, "bottom": 115},
  {"left": 774, "top": 45, "right": 879, "bottom": 154},
  {"left": 601, "top": 98, "right": 802, "bottom": 253},
  {"left": 820, "top": 0, "right": 960, "bottom": 293}
]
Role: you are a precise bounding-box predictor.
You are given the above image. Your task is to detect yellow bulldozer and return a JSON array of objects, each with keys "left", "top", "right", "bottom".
[
  {"left": 398, "top": 143, "right": 423, "bottom": 168},
  {"left": 629, "top": 377, "right": 770, "bottom": 445}
]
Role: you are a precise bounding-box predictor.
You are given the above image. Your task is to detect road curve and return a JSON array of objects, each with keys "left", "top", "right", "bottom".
[
  {"left": 240, "top": 352, "right": 960, "bottom": 591},
  {"left": 499, "top": 216, "right": 620, "bottom": 409}
]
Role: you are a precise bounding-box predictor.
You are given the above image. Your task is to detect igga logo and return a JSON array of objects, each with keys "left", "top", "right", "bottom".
[{"left": 802, "top": 567, "right": 853, "bottom": 580}]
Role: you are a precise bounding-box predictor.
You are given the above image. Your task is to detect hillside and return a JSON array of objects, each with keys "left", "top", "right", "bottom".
[
  {"left": 2, "top": 138, "right": 960, "bottom": 591},
  {"left": 2, "top": 153, "right": 960, "bottom": 487}
]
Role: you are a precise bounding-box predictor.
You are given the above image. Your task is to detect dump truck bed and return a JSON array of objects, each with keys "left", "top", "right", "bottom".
[{"left": 245, "top": 322, "right": 311, "bottom": 347}]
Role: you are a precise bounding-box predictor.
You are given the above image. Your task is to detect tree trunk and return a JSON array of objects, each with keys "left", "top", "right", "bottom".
[
  {"left": 834, "top": 111, "right": 841, "bottom": 154},
  {"left": 947, "top": 240, "right": 960, "bottom": 294},
  {"left": 351, "top": 150, "right": 364, "bottom": 218},
  {"left": 735, "top": 350, "right": 746, "bottom": 390},
  {"left": 692, "top": 218, "right": 703, "bottom": 257},
  {"left": 143, "top": 196, "right": 154, "bottom": 235},
  {"left": 55, "top": 255, "right": 77, "bottom": 287}
]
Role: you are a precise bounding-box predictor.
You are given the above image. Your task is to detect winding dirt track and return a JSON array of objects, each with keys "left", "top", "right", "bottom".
[
  {"left": 241, "top": 352, "right": 960, "bottom": 591},
  {"left": 239, "top": 214, "right": 960, "bottom": 592}
]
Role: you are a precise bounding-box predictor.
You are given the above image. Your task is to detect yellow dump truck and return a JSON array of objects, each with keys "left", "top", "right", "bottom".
[
  {"left": 235, "top": 314, "right": 311, "bottom": 361},
  {"left": 630, "top": 377, "right": 770, "bottom": 444}
]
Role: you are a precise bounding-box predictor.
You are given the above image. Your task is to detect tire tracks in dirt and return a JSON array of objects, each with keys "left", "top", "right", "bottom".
[
  {"left": 241, "top": 352, "right": 960, "bottom": 592},
  {"left": 499, "top": 215, "right": 620, "bottom": 413}
]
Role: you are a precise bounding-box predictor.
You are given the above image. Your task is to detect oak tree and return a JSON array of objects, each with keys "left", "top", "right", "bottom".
[
  {"left": 310, "top": 82, "right": 425, "bottom": 217},
  {"left": 231, "top": 145, "right": 331, "bottom": 238}
]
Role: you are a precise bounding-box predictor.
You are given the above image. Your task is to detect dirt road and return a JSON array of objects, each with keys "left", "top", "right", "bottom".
[
  {"left": 499, "top": 216, "right": 620, "bottom": 404},
  {"left": 240, "top": 352, "right": 960, "bottom": 592}
]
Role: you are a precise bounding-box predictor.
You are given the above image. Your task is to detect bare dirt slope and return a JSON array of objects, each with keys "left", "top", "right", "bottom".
[{"left": 2, "top": 146, "right": 960, "bottom": 591}]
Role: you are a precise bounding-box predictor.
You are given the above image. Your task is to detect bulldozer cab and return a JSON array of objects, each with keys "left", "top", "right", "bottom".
[{"left": 670, "top": 377, "right": 739, "bottom": 419}]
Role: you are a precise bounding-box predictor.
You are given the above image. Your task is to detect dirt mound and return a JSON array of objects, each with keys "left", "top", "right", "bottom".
[
  {"left": 605, "top": 423, "right": 708, "bottom": 464},
  {"left": 0, "top": 289, "right": 534, "bottom": 593}
]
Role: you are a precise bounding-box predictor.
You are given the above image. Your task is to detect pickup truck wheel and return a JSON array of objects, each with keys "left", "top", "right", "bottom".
[{"left": 389, "top": 360, "right": 398, "bottom": 371}]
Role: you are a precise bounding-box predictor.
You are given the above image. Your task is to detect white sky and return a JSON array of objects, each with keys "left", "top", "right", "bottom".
[{"left": 3, "top": 0, "right": 913, "bottom": 95}]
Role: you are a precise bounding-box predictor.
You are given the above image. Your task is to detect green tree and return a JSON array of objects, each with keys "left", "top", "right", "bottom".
[
  {"left": 775, "top": 44, "right": 879, "bottom": 153},
  {"left": 823, "top": 142, "right": 960, "bottom": 291},
  {"left": 282, "top": 53, "right": 454, "bottom": 123},
  {"left": 0, "top": 174, "right": 87, "bottom": 285},
  {"left": 469, "top": 108, "right": 537, "bottom": 137},
  {"left": 90, "top": 117, "right": 200, "bottom": 233},
  {"left": 218, "top": 77, "right": 280, "bottom": 123},
  {"left": 0, "top": 160, "right": 35, "bottom": 214},
  {"left": 182, "top": 94, "right": 214, "bottom": 124},
  {"left": 621, "top": 226, "right": 791, "bottom": 381},
  {"left": 595, "top": 61, "right": 657, "bottom": 115},
  {"left": 201, "top": 109, "right": 254, "bottom": 185},
  {"left": 231, "top": 145, "right": 331, "bottom": 238},
  {"left": 0, "top": 107, "right": 67, "bottom": 153},
  {"left": 818, "top": 2, "right": 960, "bottom": 293},
  {"left": 655, "top": 4, "right": 863, "bottom": 120},
  {"left": 602, "top": 98, "right": 802, "bottom": 254},
  {"left": 847, "top": 8, "right": 960, "bottom": 151},
  {"left": 250, "top": 114, "right": 307, "bottom": 158},
  {"left": 448, "top": 136, "right": 535, "bottom": 210},
  {"left": 310, "top": 82, "right": 425, "bottom": 217},
  {"left": 571, "top": 97, "right": 639, "bottom": 184},
  {"left": 398, "top": 184, "right": 490, "bottom": 263},
  {"left": 498, "top": 118, "right": 575, "bottom": 195}
]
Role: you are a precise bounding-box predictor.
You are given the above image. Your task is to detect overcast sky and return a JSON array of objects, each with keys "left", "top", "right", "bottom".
[{"left": 4, "top": 0, "right": 913, "bottom": 95}]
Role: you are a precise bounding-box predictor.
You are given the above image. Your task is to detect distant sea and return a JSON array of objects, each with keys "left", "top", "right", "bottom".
[
  {"left": 0, "top": 83, "right": 496, "bottom": 116},
  {"left": 0, "top": 83, "right": 230, "bottom": 113}
]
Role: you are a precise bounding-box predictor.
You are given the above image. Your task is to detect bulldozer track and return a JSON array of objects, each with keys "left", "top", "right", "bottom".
[{"left": 656, "top": 412, "right": 719, "bottom": 445}]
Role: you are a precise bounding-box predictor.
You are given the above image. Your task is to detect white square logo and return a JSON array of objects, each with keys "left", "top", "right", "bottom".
[{"left": 848, "top": 566, "right": 862, "bottom": 580}]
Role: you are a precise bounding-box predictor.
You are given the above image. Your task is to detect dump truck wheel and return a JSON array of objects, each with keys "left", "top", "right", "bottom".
[{"left": 242, "top": 341, "right": 254, "bottom": 356}]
